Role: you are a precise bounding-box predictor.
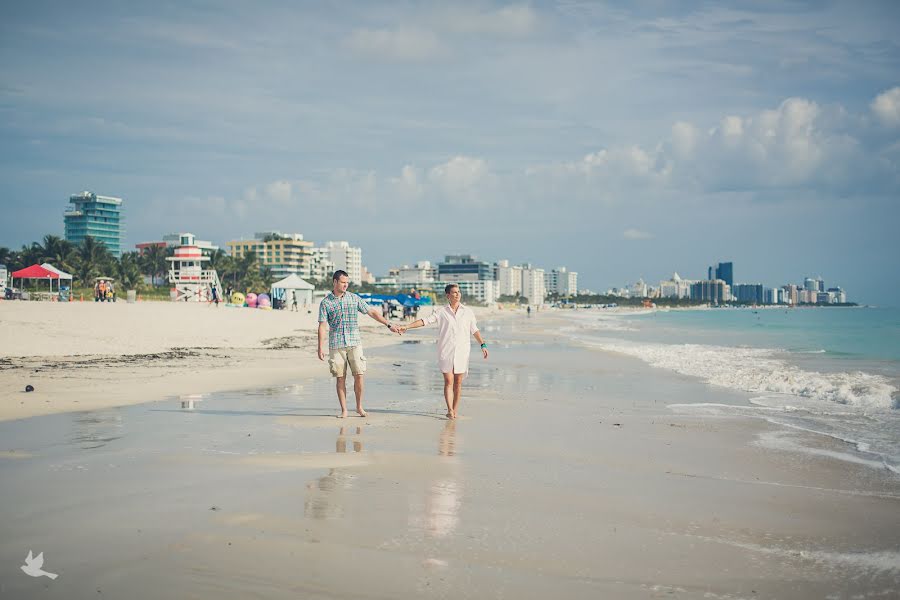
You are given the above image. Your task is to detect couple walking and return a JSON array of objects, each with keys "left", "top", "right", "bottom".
[{"left": 317, "top": 271, "right": 488, "bottom": 419}]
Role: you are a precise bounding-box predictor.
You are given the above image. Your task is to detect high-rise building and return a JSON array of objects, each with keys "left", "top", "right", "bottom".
[
  {"left": 521, "top": 267, "right": 546, "bottom": 306},
  {"left": 227, "top": 232, "right": 314, "bottom": 280},
  {"left": 713, "top": 262, "right": 733, "bottom": 287},
  {"left": 64, "top": 191, "right": 125, "bottom": 257},
  {"left": 320, "top": 241, "right": 362, "bottom": 284},
  {"left": 545, "top": 267, "right": 578, "bottom": 296},
  {"left": 690, "top": 279, "right": 727, "bottom": 304},
  {"left": 732, "top": 283, "right": 764, "bottom": 304},
  {"left": 438, "top": 254, "right": 493, "bottom": 282},
  {"left": 497, "top": 261, "right": 523, "bottom": 296}
]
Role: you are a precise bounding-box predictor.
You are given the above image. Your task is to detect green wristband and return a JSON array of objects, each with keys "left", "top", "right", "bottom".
[{"left": 480, "top": 343, "right": 487, "bottom": 348}]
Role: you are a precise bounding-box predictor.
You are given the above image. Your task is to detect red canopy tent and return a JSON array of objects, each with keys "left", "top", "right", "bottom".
[{"left": 11, "top": 264, "right": 60, "bottom": 295}]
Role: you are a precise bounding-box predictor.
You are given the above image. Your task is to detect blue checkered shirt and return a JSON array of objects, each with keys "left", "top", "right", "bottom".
[{"left": 318, "top": 292, "right": 372, "bottom": 350}]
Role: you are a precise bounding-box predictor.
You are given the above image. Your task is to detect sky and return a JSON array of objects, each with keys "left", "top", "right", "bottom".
[{"left": 1, "top": 0, "right": 898, "bottom": 303}]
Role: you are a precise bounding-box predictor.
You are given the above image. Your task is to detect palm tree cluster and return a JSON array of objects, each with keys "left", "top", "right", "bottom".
[{"left": 1, "top": 235, "right": 273, "bottom": 293}]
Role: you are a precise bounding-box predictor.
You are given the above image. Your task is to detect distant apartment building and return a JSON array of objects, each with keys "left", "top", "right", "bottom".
[
  {"left": 658, "top": 273, "right": 693, "bottom": 299},
  {"left": 804, "top": 277, "right": 825, "bottom": 292},
  {"left": 308, "top": 247, "right": 335, "bottom": 282},
  {"left": 227, "top": 231, "right": 314, "bottom": 280},
  {"left": 827, "top": 287, "right": 847, "bottom": 303},
  {"left": 496, "top": 260, "right": 523, "bottom": 296},
  {"left": 393, "top": 261, "right": 437, "bottom": 286},
  {"left": 137, "top": 232, "right": 218, "bottom": 256},
  {"left": 690, "top": 279, "right": 728, "bottom": 304},
  {"left": 631, "top": 278, "right": 649, "bottom": 298},
  {"left": 732, "top": 283, "right": 764, "bottom": 304},
  {"left": 708, "top": 262, "right": 734, "bottom": 287},
  {"left": 443, "top": 279, "right": 499, "bottom": 304},
  {"left": 64, "top": 191, "right": 124, "bottom": 257},
  {"left": 521, "top": 266, "right": 546, "bottom": 306},
  {"left": 545, "top": 267, "right": 578, "bottom": 296},
  {"left": 437, "top": 254, "right": 493, "bottom": 282},
  {"left": 318, "top": 241, "right": 362, "bottom": 284}
]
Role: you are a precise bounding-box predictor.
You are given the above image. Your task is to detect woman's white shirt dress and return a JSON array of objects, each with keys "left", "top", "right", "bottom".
[{"left": 422, "top": 304, "right": 479, "bottom": 374}]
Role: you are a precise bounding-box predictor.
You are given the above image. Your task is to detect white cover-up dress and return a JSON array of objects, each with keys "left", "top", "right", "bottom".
[{"left": 421, "top": 304, "right": 479, "bottom": 374}]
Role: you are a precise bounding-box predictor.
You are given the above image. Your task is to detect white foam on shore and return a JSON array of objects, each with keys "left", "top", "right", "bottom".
[
  {"left": 688, "top": 533, "right": 900, "bottom": 576},
  {"left": 575, "top": 337, "right": 897, "bottom": 409}
]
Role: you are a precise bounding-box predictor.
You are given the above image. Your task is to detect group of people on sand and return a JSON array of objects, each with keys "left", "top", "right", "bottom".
[
  {"left": 94, "top": 279, "right": 115, "bottom": 302},
  {"left": 317, "top": 270, "right": 488, "bottom": 420}
]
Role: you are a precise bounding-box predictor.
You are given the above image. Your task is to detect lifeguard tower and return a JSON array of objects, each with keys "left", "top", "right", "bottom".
[{"left": 167, "top": 245, "right": 221, "bottom": 302}]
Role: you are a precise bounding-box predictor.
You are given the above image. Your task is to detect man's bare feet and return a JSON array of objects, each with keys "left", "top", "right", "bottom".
[{"left": 357, "top": 408, "right": 368, "bottom": 418}]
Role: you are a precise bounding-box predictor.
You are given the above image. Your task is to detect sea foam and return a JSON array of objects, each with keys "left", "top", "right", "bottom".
[{"left": 575, "top": 338, "right": 897, "bottom": 410}]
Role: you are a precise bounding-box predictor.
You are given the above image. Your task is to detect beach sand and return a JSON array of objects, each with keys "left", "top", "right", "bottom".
[{"left": 1, "top": 302, "right": 898, "bottom": 598}]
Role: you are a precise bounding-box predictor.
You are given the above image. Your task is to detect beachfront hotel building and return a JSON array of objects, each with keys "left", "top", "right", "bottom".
[
  {"left": 522, "top": 266, "right": 546, "bottom": 306},
  {"left": 545, "top": 267, "right": 578, "bottom": 296},
  {"left": 658, "top": 273, "right": 693, "bottom": 299},
  {"left": 438, "top": 255, "right": 493, "bottom": 282},
  {"left": 64, "top": 191, "right": 124, "bottom": 257},
  {"left": 313, "top": 241, "right": 363, "bottom": 284},
  {"left": 496, "top": 261, "right": 523, "bottom": 296},
  {"left": 227, "top": 232, "right": 314, "bottom": 280}
]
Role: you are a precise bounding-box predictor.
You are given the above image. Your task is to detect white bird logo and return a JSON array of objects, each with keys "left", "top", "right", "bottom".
[{"left": 21, "top": 550, "right": 58, "bottom": 579}]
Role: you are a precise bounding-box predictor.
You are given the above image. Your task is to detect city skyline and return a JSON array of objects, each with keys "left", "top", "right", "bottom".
[{"left": 1, "top": 2, "right": 898, "bottom": 304}]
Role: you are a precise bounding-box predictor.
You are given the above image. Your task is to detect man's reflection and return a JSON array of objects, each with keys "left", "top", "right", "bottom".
[{"left": 335, "top": 426, "right": 363, "bottom": 453}]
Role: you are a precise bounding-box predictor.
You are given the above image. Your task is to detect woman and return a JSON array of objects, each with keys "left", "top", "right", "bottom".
[{"left": 401, "top": 284, "right": 488, "bottom": 419}]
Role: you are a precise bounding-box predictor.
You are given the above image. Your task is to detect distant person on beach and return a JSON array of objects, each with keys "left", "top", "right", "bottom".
[
  {"left": 527, "top": 305, "right": 531, "bottom": 317},
  {"left": 291, "top": 289, "right": 299, "bottom": 312},
  {"left": 400, "top": 283, "right": 488, "bottom": 419},
  {"left": 210, "top": 285, "right": 219, "bottom": 307},
  {"left": 318, "top": 270, "right": 401, "bottom": 418}
]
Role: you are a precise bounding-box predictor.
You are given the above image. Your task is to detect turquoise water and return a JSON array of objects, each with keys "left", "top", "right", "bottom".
[{"left": 625, "top": 307, "right": 900, "bottom": 363}]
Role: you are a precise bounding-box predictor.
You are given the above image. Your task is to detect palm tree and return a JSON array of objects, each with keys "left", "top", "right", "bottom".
[
  {"left": 72, "top": 236, "right": 114, "bottom": 287},
  {"left": 0, "top": 247, "right": 13, "bottom": 268},
  {"left": 140, "top": 245, "right": 168, "bottom": 287},
  {"left": 18, "top": 242, "right": 42, "bottom": 267},
  {"left": 39, "top": 235, "right": 76, "bottom": 273},
  {"left": 116, "top": 251, "right": 144, "bottom": 291}
]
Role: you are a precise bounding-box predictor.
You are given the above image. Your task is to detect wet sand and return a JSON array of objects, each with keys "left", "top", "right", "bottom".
[{"left": 1, "top": 310, "right": 899, "bottom": 598}]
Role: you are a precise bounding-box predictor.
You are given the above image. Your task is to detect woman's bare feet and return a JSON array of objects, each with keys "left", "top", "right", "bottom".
[
  {"left": 446, "top": 411, "right": 456, "bottom": 420},
  {"left": 339, "top": 411, "right": 348, "bottom": 419},
  {"left": 357, "top": 408, "right": 368, "bottom": 418}
]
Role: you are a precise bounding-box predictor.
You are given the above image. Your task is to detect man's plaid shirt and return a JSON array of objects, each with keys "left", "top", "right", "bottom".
[{"left": 318, "top": 291, "right": 372, "bottom": 350}]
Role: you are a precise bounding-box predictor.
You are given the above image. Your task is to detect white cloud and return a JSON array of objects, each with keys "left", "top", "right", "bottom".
[
  {"left": 441, "top": 4, "right": 537, "bottom": 36},
  {"left": 344, "top": 27, "right": 443, "bottom": 61},
  {"left": 871, "top": 86, "right": 900, "bottom": 126},
  {"left": 623, "top": 228, "right": 654, "bottom": 240},
  {"left": 427, "top": 156, "right": 489, "bottom": 193}
]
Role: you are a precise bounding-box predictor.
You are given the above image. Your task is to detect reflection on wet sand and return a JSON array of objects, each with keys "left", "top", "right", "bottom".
[
  {"left": 438, "top": 419, "right": 456, "bottom": 457},
  {"left": 304, "top": 427, "right": 363, "bottom": 520},
  {"left": 407, "top": 420, "right": 463, "bottom": 539},
  {"left": 336, "top": 426, "right": 363, "bottom": 454},
  {"left": 427, "top": 420, "right": 461, "bottom": 537}
]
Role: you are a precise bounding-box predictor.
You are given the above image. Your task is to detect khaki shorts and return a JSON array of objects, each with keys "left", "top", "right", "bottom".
[{"left": 328, "top": 345, "right": 367, "bottom": 378}]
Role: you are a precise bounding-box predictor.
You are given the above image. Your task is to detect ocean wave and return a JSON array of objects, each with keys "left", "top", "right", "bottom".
[{"left": 576, "top": 338, "right": 898, "bottom": 409}]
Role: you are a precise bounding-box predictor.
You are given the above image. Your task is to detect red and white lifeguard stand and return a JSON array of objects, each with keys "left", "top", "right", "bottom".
[{"left": 167, "top": 246, "right": 221, "bottom": 302}]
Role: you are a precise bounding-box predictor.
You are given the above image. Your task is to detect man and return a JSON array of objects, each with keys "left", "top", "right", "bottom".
[
  {"left": 400, "top": 284, "right": 488, "bottom": 419},
  {"left": 291, "top": 288, "right": 299, "bottom": 312},
  {"left": 318, "top": 270, "right": 400, "bottom": 418}
]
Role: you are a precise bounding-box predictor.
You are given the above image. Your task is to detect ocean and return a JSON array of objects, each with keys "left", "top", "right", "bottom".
[{"left": 560, "top": 306, "right": 900, "bottom": 475}]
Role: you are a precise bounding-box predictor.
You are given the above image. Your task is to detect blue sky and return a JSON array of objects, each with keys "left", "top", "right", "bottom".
[{"left": 1, "top": 1, "right": 898, "bottom": 302}]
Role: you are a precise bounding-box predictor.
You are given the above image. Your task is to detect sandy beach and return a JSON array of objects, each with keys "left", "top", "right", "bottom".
[{"left": 1, "top": 301, "right": 898, "bottom": 598}]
